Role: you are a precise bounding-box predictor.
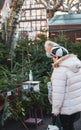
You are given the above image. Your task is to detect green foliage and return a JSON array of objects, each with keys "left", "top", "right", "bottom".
[
  {"left": 14, "top": 38, "right": 52, "bottom": 82},
  {"left": 9, "top": 98, "right": 25, "bottom": 121},
  {"left": 1, "top": 97, "right": 11, "bottom": 126},
  {"left": 39, "top": 76, "right": 52, "bottom": 115},
  {"left": 0, "top": 35, "right": 52, "bottom": 92},
  {"left": 0, "top": 42, "right": 9, "bottom": 65},
  {"left": 68, "top": 42, "right": 81, "bottom": 59},
  {"left": 22, "top": 87, "right": 51, "bottom": 116},
  {"left": 26, "top": 89, "right": 44, "bottom": 109}
]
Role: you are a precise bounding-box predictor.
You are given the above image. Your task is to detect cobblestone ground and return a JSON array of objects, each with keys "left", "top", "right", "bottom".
[{"left": 1, "top": 114, "right": 81, "bottom": 130}]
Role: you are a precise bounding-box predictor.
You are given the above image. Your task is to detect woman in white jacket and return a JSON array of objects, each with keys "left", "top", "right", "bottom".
[
  {"left": 50, "top": 45, "right": 81, "bottom": 130},
  {"left": 45, "top": 40, "right": 62, "bottom": 130}
]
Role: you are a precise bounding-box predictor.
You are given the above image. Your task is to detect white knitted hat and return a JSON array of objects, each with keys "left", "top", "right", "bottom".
[{"left": 51, "top": 46, "right": 69, "bottom": 57}]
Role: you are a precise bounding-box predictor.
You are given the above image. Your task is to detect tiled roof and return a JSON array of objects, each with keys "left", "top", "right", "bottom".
[{"left": 47, "top": 14, "right": 81, "bottom": 26}]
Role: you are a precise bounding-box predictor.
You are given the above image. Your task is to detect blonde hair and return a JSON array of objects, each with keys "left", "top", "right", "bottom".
[{"left": 44, "top": 40, "right": 58, "bottom": 49}]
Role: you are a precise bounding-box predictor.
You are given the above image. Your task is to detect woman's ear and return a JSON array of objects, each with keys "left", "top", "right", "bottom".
[
  {"left": 54, "top": 55, "right": 58, "bottom": 59},
  {"left": 52, "top": 55, "right": 59, "bottom": 62}
]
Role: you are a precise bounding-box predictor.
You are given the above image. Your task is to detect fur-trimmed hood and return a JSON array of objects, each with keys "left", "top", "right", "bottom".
[{"left": 53, "top": 54, "right": 81, "bottom": 73}]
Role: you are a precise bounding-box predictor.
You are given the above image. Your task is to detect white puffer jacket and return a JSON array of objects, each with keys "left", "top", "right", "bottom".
[{"left": 51, "top": 54, "right": 81, "bottom": 115}]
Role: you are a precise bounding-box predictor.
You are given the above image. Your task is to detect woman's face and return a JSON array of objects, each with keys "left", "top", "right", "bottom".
[{"left": 45, "top": 46, "right": 51, "bottom": 54}]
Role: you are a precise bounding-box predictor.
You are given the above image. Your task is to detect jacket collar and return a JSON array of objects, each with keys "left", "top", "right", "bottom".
[{"left": 53, "top": 54, "right": 77, "bottom": 68}]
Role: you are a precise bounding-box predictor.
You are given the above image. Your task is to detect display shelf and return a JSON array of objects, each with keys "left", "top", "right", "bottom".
[
  {"left": 24, "top": 108, "right": 43, "bottom": 127},
  {"left": 25, "top": 117, "right": 43, "bottom": 125},
  {"left": 22, "top": 81, "right": 40, "bottom": 92}
]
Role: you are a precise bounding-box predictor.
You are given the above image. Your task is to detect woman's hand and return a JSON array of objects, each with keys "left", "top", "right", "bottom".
[{"left": 54, "top": 112, "right": 59, "bottom": 116}]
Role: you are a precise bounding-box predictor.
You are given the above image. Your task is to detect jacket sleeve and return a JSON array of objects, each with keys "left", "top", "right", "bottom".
[
  {"left": 51, "top": 67, "right": 67, "bottom": 115},
  {"left": 47, "top": 82, "right": 52, "bottom": 104}
]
